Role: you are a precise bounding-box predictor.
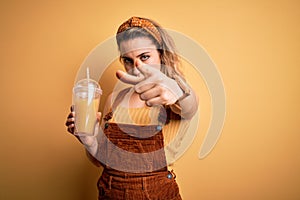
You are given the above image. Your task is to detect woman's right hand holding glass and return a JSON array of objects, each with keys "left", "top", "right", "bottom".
[
  {"left": 65, "top": 106, "right": 75, "bottom": 134},
  {"left": 65, "top": 106, "right": 101, "bottom": 148}
]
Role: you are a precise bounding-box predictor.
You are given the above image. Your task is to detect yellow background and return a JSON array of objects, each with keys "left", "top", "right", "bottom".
[{"left": 0, "top": 0, "right": 299, "bottom": 199}]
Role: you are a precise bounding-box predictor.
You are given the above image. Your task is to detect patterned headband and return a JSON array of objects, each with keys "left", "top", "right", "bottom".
[{"left": 117, "top": 16, "right": 162, "bottom": 45}]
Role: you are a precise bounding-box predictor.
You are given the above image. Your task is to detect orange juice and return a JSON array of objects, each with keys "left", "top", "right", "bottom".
[
  {"left": 73, "top": 79, "right": 102, "bottom": 136},
  {"left": 74, "top": 97, "right": 100, "bottom": 135}
]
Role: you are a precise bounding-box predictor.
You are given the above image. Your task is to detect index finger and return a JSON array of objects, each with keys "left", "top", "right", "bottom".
[{"left": 116, "top": 70, "right": 145, "bottom": 85}]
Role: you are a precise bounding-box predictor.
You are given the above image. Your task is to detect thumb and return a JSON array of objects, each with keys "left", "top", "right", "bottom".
[
  {"left": 116, "top": 70, "right": 144, "bottom": 85},
  {"left": 96, "top": 112, "right": 102, "bottom": 121}
]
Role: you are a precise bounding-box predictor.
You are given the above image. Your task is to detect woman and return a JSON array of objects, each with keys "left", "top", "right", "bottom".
[{"left": 66, "top": 16, "right": 198, "bottom": 199}]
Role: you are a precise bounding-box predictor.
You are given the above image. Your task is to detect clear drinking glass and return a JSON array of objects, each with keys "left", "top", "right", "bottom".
[{"left": 73, "top": 79, "right": 102, "bottom": 136}]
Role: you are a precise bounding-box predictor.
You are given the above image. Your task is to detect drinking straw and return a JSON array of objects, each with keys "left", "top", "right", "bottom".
[
  {"left": 86, "top": 67, "right": 90, "bottom": 81},
  {"left": 86, "top": 67, "right": 93, "bottom": 104}
]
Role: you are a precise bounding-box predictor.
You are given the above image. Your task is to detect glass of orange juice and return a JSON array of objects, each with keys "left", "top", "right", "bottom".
[{"left": 73, "top": 79, "right": 102, "bottom": 136}]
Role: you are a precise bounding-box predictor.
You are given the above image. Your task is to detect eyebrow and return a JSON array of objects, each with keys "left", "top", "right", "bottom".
[
  {"left": 121, "top": 51, "right": 150, "bottom": 59},
  {"left": 120, "top": 55, "right": 131, "bottom": 60}
]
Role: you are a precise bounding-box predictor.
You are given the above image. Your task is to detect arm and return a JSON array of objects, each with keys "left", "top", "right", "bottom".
[
  {"left": 65, "top": 106, "right": 100, "bottom": 165},
  {"left": 168, "top": 73, "right": 199, "bottom": 119},
  {"left": 84, "top": 92, "right": 114, "bottom": 161},
  {"left": 170, "top": 86, "right": 198, "bottom": 120},
  {"left": 65, "top": 93, "right": 113, "bottom": 166}
]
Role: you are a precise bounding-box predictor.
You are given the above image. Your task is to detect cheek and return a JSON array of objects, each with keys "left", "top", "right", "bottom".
[
  {"left": 155, "top": 53, "right": 162, "bottom": 65},
  {"left": 154, "top": 57, "right": 161, "bottom": 64},
  {"left": 148, "top": 54, "right": 161, "bottom": 65},
  {"left": 148, "top": 59, "right": 161, "bottom": 71},
  {"left": 153, "top": 55, "right": 162, "bottom": 69}
]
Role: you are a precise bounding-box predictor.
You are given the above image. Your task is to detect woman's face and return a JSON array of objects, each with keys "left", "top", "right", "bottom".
[{"left": 119, "top": 37, "right": 161, "bottom": 76}]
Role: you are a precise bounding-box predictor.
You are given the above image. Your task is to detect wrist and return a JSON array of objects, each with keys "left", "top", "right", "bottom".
[
  {"left": 170, "top": 102, "right": 182, "bottom": 115},
  {"left": 173, "top": 74, "right": 191, "bottom": 102},
  {"left": 78, "top": 134, "right": 97, "bottom": 147}
]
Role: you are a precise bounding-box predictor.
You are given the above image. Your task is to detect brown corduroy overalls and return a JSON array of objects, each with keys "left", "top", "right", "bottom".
[{"left": 97, "top": 88, "right": 182, "bottom": 200}]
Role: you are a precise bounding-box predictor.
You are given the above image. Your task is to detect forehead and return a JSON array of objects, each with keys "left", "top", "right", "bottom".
[{"left": 119, "top": 37, "right": 157, "bottom": 55}]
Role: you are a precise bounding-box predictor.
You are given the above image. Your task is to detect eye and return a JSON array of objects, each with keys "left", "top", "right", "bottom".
[
  {"left": 122, "top": 57, "right": 133, "bottom": 65},
  {"left": 140, "top": 55, "right": 150, "bottom": 61}
]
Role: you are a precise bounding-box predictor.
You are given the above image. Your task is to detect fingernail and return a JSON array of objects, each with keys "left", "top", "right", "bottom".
[{"left": 146, "top": 101, "right": 152, "bottom": 107}]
